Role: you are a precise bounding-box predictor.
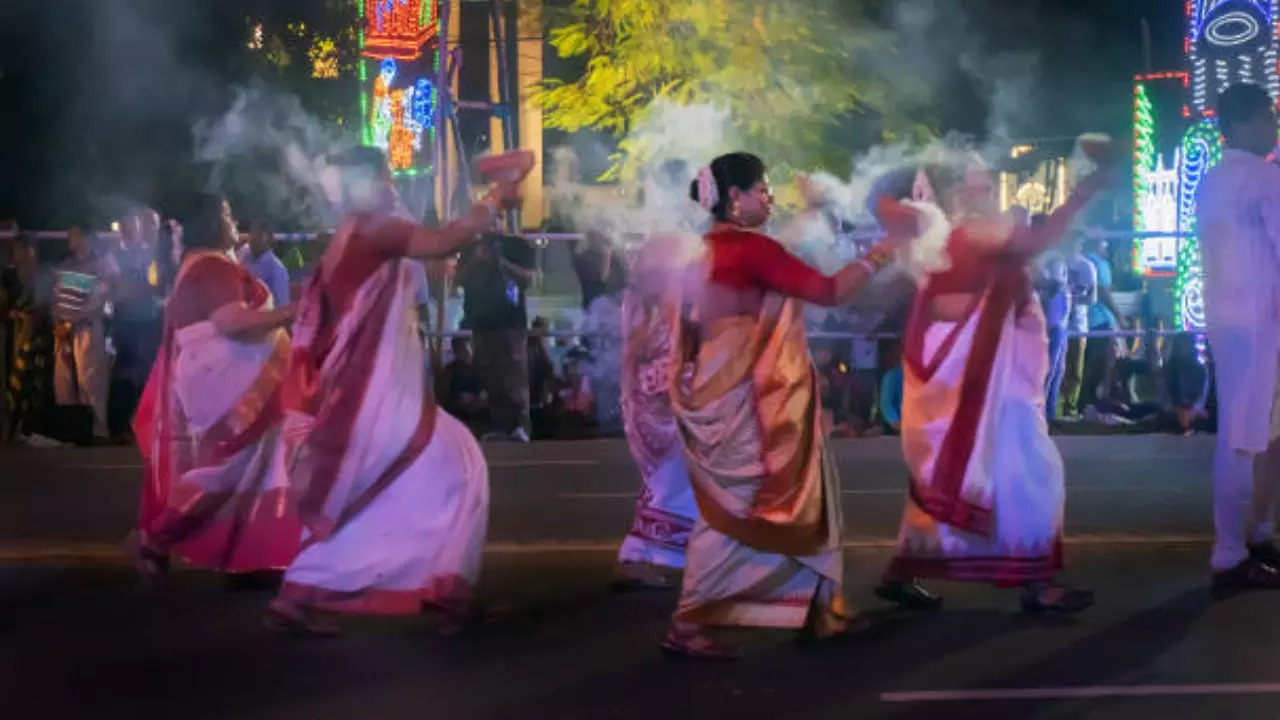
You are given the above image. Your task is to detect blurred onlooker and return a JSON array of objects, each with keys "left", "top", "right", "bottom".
[
  {"left": 573, "top": 231, "right": 627, "bottom": 435},
  {"left": 0, "top": 231, "right": 12, "bottom": 440},
  {"left": 53, "top": 226, "right": 114, "bottom": 444},
  {"left": 442, "top": 336, "right": 485, "bottom": 430},
  {"left": 4, "top": 233, "right": 55, "bottom": 440},
  {"left": 456, "top": 224, "right": 537, "bottom": 442},
  {"left": 107, "top": 209, "right": 164, "bottom": 441},
  {"left": 4, "top": 233, "right": 55, "bottom": 444},
  {"left": 241, "top": 219, "right": 290, "bottom": 307},
  {"left": 1082, "top": 233, "right": 1126, "bottom": 411},
  {"left": 528, "top": 316, "right": 557, "bottom": 438},
  {"left": 848, "top": 333, "right": 880, "bottom": 434},
  {"left": 1036, "top": 234, "right": 1071, "bottom": 422},
  {"left": 813, "top": 346, "right": 847, "bottom": 431},
  {"left": 1166, "top": 333, "right": 1212, "bottom": 435},
  {"left": 1060, "top": 233, "right": 1099, "bottom": 417},
  {"left": 1124, "top": 279, "right": 1165, "bottom": 403},
  {"left": 555, "top": 347, "right": 596, "bottom": 438},
  {"left": 878, "top": 340, "right": 904, "bottom": 436}
]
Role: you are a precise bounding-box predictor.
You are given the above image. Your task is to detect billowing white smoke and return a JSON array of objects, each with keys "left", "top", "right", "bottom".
[{"left": 194, "top": 82, "right": 353, "bottom": 229}]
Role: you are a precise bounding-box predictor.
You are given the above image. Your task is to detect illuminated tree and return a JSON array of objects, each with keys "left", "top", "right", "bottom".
[{"left": 534, "top": 0, "right": 930, "bottom": 179}]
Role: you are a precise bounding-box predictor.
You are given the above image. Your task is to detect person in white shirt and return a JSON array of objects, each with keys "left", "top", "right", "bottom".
[{"left": 1196, "top": 83, "right": 1280, "bottom": 597}]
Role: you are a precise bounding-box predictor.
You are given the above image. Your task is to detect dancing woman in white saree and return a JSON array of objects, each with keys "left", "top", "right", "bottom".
[
  {"left": 877, "top": 151, "right": 1117, "bottom": 615},
  {"left": 267, "top": 146, "right": 529, "bottom": 635},
  {"left": 132, "top": 196, "right": 299, "bottom": 578}
]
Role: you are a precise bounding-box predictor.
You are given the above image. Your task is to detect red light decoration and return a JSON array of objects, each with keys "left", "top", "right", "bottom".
[{"left": 363, "top": 0, "right": 438, "bottom": 61}]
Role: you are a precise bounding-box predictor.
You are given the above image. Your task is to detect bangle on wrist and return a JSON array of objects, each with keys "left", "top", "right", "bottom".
[{"left": 855, "top": 258, "right": 878, "bottom": 275}]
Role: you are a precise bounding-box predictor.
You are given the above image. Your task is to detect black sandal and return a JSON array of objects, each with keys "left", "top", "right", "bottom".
[{"left": 875, "top": 579, "right": 944, "bottom": 610}]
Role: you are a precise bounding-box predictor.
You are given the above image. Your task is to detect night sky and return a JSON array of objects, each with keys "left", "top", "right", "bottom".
[{"left": 0, "top": 0, "right": 1194, "bottom": 228}]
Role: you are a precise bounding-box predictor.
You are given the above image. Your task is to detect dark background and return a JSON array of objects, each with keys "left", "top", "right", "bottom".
[{"left": 0, "top": 0, "right": 1187, "bottom": 228}]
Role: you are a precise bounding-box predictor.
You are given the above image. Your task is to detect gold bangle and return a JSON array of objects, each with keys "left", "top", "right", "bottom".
[{"left": 864, "top": 246, "right": 891, "bottom": 268}]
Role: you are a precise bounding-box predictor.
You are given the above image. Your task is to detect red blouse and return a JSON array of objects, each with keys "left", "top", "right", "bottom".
[
  {"left": 705, "top": 228, "right": 838, "bottom": 305},
  {"left": 168, "top": 255, "right": 269, "bottom": 329}
]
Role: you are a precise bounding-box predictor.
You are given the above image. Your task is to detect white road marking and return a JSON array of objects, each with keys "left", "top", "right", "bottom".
[{"left": 881, "top": 683, "right": 1280, "bottom": 703}]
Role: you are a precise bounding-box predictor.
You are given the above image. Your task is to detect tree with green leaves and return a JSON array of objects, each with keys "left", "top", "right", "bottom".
[{"left": 534, "top": 0, "right": 932, "bottom": 181}]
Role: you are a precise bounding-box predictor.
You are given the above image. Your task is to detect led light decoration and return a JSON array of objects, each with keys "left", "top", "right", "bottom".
[
  {"left": 1133, "top": 82, "right": 1155, "bottom": 245},
  {"left": 1187, "top": 0, "right": 1280, "bottom": 116},
  {"left": 363, "top": 0, "right": 438, "bottom": 60},
  {"left": 359, "top": 0, "right": 439, "bottom": 176},
  {"left": 1132, "top": 74, "right": 1188, "bottom": 277},
  {"left": 1176, "top": 1, "right": 1279, "bottom": 332},
  {"left": 1175, "top": 118, "right": 1224, "bottom": 330}
]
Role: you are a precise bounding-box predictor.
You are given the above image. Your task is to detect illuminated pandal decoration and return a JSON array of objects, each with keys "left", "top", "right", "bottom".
[
  {"left": 361, "top": 0, "right": 439, "bottom": 174},
  {"left": 369, "top": 59, "right": 437, "bottom": 171},
  {"left": 1177, "top": 0, "right": 1280, "bottom": 331}
]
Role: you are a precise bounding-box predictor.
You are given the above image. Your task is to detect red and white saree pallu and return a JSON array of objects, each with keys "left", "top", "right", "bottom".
[
  {"left": 886, "top": 284, "right": 1065, "bottom": 586},
  {"left": 278, "top": 244, "right": 488, "bottom": 616},
  {"left": 618, "top": 282, "right": 695, "bottom": 570},
  {"left": 135, "top": 253, "right": 300, "bottom": 572}
]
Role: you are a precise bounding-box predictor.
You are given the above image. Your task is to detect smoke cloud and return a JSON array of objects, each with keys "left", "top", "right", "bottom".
[{"left": 193, "top": 82, "right": 353, "bottom": 230}]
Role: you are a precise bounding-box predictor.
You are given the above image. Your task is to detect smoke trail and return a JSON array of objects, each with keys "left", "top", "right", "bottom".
[{"left": 193, "top": 81, "right": 354, "bottom": 229}]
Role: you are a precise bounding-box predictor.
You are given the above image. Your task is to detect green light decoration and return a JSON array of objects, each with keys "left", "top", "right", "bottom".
[
  {"left": 1174, "top": 118, "right": 1223, "bottom": 331},
  {"left": 358, "top": 1, "right": 370, "bottom": 146},
  {"left": 1132, "top": 83, "right": 1156, "bottom": 274}
]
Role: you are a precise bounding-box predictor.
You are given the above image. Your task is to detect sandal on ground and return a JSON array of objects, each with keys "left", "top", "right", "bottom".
[
  {"left": 874, "top": 579, "right": 944, "bottom": 610},
  {"left": 264, "top": 601, "right": 342, "bottom": 637},
  {"left": 611, "top": 562, "right": 679, "bottom": 591},
  {"left": 660, "top": 629, "right": 740, "bottom": 660},
  {"left": 1020, "top": 585, "right": 1095, "bottom": 615}
]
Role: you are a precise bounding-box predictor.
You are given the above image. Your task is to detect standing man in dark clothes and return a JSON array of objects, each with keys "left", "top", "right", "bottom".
[{"left": 456, "top": 223, "right": 538, "bottom": 442}]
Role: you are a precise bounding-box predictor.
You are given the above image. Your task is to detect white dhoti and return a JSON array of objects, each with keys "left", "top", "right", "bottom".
[{"left": 1207, "top": 325, "right": 1280, "bottom": 571}]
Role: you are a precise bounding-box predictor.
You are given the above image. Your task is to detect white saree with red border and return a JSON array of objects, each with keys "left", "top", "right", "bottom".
[
  {"left": 277, "top": 230, "right": 489, "bottom": 616},
  {"left": 135, "top": 252, "right": 300, "bottom": 573},
  {"left": 618, "top": 271, "right": 696, "bottom": 570},
  {"left": 886, "top": 277, "right": 1065, "bottom": 586}
]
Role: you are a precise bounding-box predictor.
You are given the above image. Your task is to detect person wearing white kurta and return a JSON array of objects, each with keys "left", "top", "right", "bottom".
[{"left": 1196, "top": 83, "right": 1280, "bottom": 596}]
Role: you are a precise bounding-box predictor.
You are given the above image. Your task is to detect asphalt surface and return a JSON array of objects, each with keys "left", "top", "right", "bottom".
[{"left": 8, "top": 436, "right": 1280, "bottom": 719}]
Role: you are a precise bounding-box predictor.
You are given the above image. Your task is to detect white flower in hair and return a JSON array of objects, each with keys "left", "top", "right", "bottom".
[{"left": 695, "top": 165, "right": 719, "bottom": 212}]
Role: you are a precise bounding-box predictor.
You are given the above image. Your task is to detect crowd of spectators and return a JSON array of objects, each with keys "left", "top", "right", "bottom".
[{"left": 0, "top": 213, "right": 1219, "bottom": 447}]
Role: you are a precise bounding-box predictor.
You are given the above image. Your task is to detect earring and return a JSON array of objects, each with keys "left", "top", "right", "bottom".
[{"left": 730, "top": 199, "right": 742, "bottom": 221}]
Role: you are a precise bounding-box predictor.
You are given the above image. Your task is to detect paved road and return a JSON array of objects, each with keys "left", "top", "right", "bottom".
[
  {"left": 11, "top": 435, "right": 1280, "bottom": 719},
  {"left": 0, "top": 435, "right": 1215, "bottom": 552}
]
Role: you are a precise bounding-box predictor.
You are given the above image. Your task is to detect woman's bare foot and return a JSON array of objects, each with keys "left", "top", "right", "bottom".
[
  {"left": 264, "top": 599, "right": 341, "bottom": 637},
  {"left": 660, "top": 622, "right": 740, "bottom": 660}
]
